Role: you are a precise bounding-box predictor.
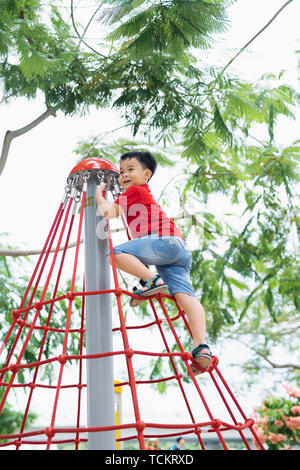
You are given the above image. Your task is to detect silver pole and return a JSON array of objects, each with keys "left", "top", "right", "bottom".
[{"left": 84, "top": 175, "right": 116, "bottom": 450}]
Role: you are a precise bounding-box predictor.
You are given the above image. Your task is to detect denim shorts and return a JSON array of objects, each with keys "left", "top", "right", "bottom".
[{"left": 106, "top": 234, "right": 195, "bottom": 297}]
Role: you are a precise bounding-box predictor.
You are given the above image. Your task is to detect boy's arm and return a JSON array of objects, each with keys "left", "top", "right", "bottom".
[{"left": 96, "top": 183, "right": 123, "bottom": 219}]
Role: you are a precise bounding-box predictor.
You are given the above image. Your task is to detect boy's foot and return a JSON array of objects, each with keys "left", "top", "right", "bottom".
[
  {"left": 130, "top": 275, "right": 168, "bottom": 307},
  {"left": 188, "top": 344, "right": 212, "bottom": 376}
]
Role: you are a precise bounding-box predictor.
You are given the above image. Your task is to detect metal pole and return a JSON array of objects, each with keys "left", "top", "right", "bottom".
[{"left": 84, "top": 175, "right": 116, "bottom": 450}]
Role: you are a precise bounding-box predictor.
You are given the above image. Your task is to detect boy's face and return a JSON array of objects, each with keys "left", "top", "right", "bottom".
[{"left": 119, "top": 157, "right": 152, "bottom": 190}]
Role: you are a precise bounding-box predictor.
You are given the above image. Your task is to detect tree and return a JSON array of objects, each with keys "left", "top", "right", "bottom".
[
  {"left": 0, "top": 0, "right": 296, "bottom": 174},
  {"left": 0, "top": 400, "right": 36, "bottom": 442},
  {"left": 0, "top": 0, "right": 234, "bottom": 174},
  {"left": 0, "top": 0, "right": 111, "bottom": 175}
]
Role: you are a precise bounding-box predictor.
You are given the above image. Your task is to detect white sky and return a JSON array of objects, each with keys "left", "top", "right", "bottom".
[{"left": 0, "top": 0, "right": 299, "bottom": 445}]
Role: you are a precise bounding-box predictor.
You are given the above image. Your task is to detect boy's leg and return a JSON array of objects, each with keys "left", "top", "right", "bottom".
[
  {"left": 109, "top": 253, "right": 209, "bottom": 351},
  {"left": 173, "top": 292, "right": 207, "bottom": 350},
  {"left": 174, "top": 293, "right": 211, "bottom": 372},
  {"left": 157, "top": 263, "right": 211, "bottom": 372},
  {"left": 107, "top": 253, "right": 164, "bottom": 286}
]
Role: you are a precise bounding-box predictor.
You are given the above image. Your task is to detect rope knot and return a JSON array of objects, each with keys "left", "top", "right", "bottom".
[
  {"left": 58, "top": 354, "right": 67, "bottom": 364},
  {"left": 211, "top": 419, "right": 222, "bottom": 429},
  {"left": 9, "top": 364, "right": 20, "bottom": 373},
  {"left": 136, "top": 421, "right": 146, "bottom": 432},
  {"left": 11, "top": 310, "right": 21, "bottom": 321},
  {"left": 181, "top": 351, "right": 191, "bottom": 361},
  {"left": 66, "top": 291, "right": 75, "bottom": 301},
  {"left": 45, "top": 427, "right": 55, "bottom": 438},
  {"left": 125, "top": 349, "right": 134, "bottom": 358},
  {"left": 33, "top": 302, "right": 43, "bottom": 311}
]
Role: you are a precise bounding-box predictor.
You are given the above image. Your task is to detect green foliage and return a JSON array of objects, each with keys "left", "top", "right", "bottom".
[
  {"left": 102, "top": 0, "right": 231, "bottom": 58},
  {"left": 176, "top": 66, "right": 300, "bottom": 348},
  {"left": 0, "top": 401, "right": 36, "bottom": 442},
  {"left": 0, "top": 1, "right": 111, "bottom": 114},
  {"left": 0, "top": 0, "right": 297, "bottom": 145},
  {"left": 183, "top": 129, "right": 299, "bottom": 381},
  {"left": 0, "top": 356, "right": 37, "bottom": 438},
  {"left": 73, "top": 136, "right": 176, "bottom": 168}
]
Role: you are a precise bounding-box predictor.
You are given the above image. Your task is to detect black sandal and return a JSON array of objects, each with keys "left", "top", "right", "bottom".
[
  {"left": 130, "top": 275, "right": 167, "bottom": 307},
  {"left": 189, "top": 344, "right": 212, "bottom": 376}
]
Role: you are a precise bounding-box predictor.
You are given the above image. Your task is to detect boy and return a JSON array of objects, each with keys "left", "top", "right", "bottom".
[{"left": 96, "top": 151, "right": 212, "bottom": 374}]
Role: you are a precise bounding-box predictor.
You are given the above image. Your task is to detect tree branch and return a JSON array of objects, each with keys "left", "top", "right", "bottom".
[
  {"left": 0, "top": 240, "right": 83, "bottom": 257},
  {"left": 219, "top": 0, "right": 295, "bottom": 78},
  {"left": 181, "top": 199, "right": 234, "bottom": 239},
  {"left": 256, "top": 351, "right": 300, "bottom": 371},
  {"left": 0, "top": 226, "right": 128, "bottom": 257},
  {"left": 0, "top": 106, "right": 57, "bottom": 176},
  {"left": 236, "top": 338, "right": 300, "bottom": 371},
  {"left": 70, "top": 0, "right": 107, "bottom": 58}
]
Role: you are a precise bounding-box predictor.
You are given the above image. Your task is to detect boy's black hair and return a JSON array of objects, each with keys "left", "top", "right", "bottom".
[{"left": 120, "top": 151, "right": 157, "bottom": 180}]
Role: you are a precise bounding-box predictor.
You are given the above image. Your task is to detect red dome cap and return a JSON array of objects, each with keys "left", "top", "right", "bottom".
[{"left": 69, "top": 157, "right": 119, "bottom": 175}]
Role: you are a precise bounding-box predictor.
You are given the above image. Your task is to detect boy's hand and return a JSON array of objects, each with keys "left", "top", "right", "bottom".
[
  {"left": 95, "top": 181, "right": 122, "bottom": 220},
  {"left": 96, "top": 183, "right": 107, "bottom": 194}
]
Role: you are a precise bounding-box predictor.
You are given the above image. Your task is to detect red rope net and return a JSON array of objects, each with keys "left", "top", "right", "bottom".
[{"left": 0, "top": 170, "right": 265, "bottom": 451}]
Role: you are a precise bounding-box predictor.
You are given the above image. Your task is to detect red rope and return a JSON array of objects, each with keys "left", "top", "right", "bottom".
[
  {"left": 0, "top": 187, "right": 265, "bottom": 451},
  {"left": 19, "top": 201, "right": 78, "bottom": 439},
  {"left": 0, "top": 199, "right": 72, "bottom": 416},
  {"left": 75, "top": 277, "right": 85, "bottom": 450},
  {"left": 46, "top": 190, "right": 86, "bottom": 450},
  {"left": 0, "top": 202, "right": 65, "bottom": 389}
]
